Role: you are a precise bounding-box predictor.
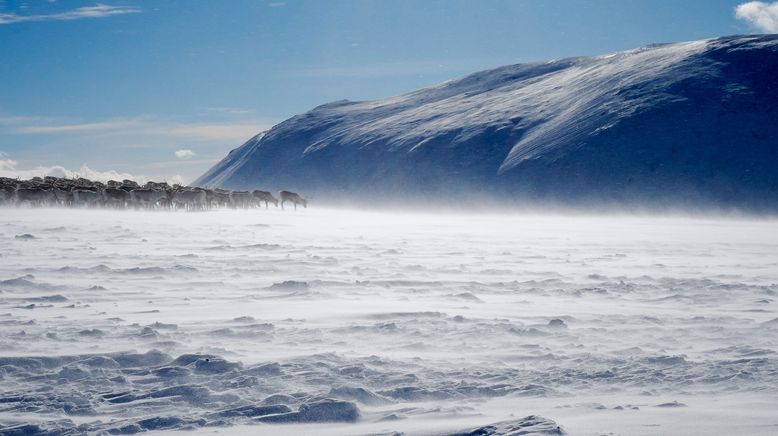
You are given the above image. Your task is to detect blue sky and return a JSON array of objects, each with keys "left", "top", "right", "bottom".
[{"left": 0, "top": 0, "right": 772, "bottom": 183}]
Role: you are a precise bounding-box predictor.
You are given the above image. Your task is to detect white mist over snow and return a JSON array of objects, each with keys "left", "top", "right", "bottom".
[{"left": 1, "top": 208, "right": 777, "bottom": 434}]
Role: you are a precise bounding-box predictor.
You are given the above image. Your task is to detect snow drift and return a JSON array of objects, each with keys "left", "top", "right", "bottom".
[
  {"left": 3, "top": 208, "right": 778, "bottom": 434},
  {"left": 195, "top": 35, "right": 778, "bottom": 210}
]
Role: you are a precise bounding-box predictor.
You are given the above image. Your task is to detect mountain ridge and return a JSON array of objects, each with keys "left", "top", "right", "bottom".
[{"left": 195, "top": 35, "right": 778, "bottom": 210}]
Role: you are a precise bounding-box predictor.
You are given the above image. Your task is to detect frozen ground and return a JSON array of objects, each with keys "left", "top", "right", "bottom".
[{"left": 1, "top": 208, "right": 777, "bottom": 435}]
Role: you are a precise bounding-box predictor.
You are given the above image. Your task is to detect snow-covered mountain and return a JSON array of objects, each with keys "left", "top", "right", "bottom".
[{"left": 195, "top": 35, "right": 778, "bottom": 210}]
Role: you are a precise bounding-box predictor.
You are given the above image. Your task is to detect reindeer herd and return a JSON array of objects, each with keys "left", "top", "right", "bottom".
[{"left": 0, "top": 176, "right": 309, "bottom": 211}]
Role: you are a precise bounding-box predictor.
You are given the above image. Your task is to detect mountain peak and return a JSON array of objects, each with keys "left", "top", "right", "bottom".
[{"left": 195, "top": 35, "right": 778, "bottom": 211}]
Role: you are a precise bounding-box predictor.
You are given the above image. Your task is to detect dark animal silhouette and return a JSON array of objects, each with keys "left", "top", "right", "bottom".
[
  {"left": 103, "top": 188, "right": 129, "bottom": 208},
  {"left": 280, "top": 191, "right": 307, "bottom": 210},
  {"left": 253, "top": 190, "right": 278, "bottom": 208},
  {"left": 229, "top": 191, "right": 254, "bottom": 209},
  {"left": 0, "top": 175, "right": 293, "bottom": 213}
]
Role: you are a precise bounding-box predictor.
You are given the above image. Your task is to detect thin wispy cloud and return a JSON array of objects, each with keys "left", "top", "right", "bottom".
[
  {"left": 736, "top": 1, "right": 778, "bottom": 33},
  {"left": 8, "top": 117, "right": 274, "bottom": 143},
  {"left": 13, "top": 119, "right": 141, "bottom": 134},
  {"left": 174, "top": 149, "right": 196, "bottom": 159},
  {"left": 206, "top": 107, "right": 253, "bottom": 115},
  {"left": 0, "top": 115, "right": 62, "bottom": 126},
  {"left": 0, "top": 3, "right": 141, "bottom": 25}
]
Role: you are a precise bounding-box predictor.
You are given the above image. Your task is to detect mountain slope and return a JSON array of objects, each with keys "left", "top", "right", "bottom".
[{"left": 195, "top": 35, "right": 778, "bottom": 210}]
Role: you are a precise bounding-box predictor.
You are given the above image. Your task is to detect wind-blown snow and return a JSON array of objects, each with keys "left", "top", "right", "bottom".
[
  {"left": 1, "top": 208, "right": 777, "bottom": 434},
  {"left": 195, "top": 35, "right": 778, "bottom": 210}
]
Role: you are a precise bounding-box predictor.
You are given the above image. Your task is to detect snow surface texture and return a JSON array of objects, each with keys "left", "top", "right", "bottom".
[
  {"left": 1, "top": 208, "right": 778, "bottom": 435},
  {"left": 195, "top": 35, "right": 778, "bottom": 211}
]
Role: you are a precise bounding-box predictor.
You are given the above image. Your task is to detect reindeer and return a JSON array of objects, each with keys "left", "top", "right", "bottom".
[
  {"left": 103, "top": 188, "right": 130, "bottom": 208},
  {"left": 130, "top": 188, "right": 169, "bottom": 209},
  {"left": 252, "top": 190, "right": 279, "bottom": 208},
  {"left": 171, "top": 189, "right": 207, "bottom": 211},
  {"left": 280, "top": 190, "right": 307, "bottom": 210},
  {"left": 52, "top": 187, "right": 73, "bottom": 207},
  {"left": 15, "top": 187, "right": 55, "bottom": 207},
  {"left": 72, "top": 189, "right": 102, "bottom": 208},
  {"left": 230, "top": 191, "right": 255, "bottom": 209}
]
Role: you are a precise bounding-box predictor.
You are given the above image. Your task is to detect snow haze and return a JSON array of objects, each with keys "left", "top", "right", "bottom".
[{"left": 1, "top": 208, "right": 777, "bottom": 434}]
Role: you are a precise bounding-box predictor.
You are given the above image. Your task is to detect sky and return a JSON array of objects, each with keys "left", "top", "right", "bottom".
[{"left": 0, "top": 0, "right": 775, "bottom": 184}]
